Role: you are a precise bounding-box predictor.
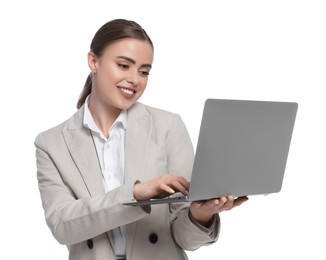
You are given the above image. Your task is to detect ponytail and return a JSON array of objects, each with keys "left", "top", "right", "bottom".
[{"left": 77, "top": 73, "right": 92, "bottom": 109}]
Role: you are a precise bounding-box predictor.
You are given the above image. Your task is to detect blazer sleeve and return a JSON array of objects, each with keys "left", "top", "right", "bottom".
[
  {"left": 35, "top": 132, "right": 150, "bottom": 246},
  {"left": 166, "top": 114, "right": 221, "bottom": 251}
]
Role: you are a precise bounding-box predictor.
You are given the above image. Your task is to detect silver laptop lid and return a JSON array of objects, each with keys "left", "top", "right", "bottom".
[{"left": 188, "top": 99, "right": 298, "bottom": 200}]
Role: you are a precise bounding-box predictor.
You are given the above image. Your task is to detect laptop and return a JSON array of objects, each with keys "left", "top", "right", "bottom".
[{"left": 124, "top": 99, "right": 298, "bottom": 206}]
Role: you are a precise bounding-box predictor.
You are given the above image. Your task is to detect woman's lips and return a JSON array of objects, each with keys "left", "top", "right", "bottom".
[{"left": 117, "top": 86, "right": 136, "bottom": 98}]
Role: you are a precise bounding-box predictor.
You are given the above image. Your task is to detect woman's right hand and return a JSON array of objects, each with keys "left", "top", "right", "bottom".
[{"left": 133, "top": 173, "right": 189, "bottom": 201}]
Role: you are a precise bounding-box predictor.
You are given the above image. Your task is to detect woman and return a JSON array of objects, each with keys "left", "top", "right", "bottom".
[{"left": 35, "top": 19, "right": 247, "bottom": 260}]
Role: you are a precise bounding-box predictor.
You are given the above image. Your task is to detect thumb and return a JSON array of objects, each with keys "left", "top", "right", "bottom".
[{"left": 191, "top": 201, "right": 203, "bottom": 209}]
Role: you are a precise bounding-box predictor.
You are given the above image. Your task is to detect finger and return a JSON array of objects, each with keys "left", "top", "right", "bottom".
[
  {"left": 200, "top": 198, "right": 221, "bottom": 209},
  {"left": 164, "top": 175, "right": 189, "bottom": 195},
  {"left": 191, "top": 201, "right": 204, "bottom": 209},
  {"left": 177, "top": 176, "right": 190, "bottom": 191},
  {"left": 204, "top": 197, "right": 232, "bottom": 210},
  {"left": 170, "top": 179, "right": 189, "bottom": 196},
  {"left": 233, "top": 196, "right": 249, "bottom": 207},
  {"left": 223, "top": 196, "right": 235, "bottom": 210},
  {"left": 159, "top": 183, "right": 175, "bottom": 194}
]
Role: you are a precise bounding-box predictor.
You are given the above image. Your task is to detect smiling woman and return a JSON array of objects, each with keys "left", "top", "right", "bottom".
[
  {"left": 86, "top": 38, "right": 154, "bottom": 137},
  {"left": 35, "top": 18, "right": 246, "bottom": 260},
  {"left": 77, "top": 19, "right": 154, "bottom": 110}
]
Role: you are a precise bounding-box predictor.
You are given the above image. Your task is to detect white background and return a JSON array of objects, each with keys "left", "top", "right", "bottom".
[{"left": 1, "top": 0, "right": 325, "bottom": 259}]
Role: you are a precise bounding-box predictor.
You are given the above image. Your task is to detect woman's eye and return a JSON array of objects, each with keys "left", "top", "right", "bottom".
[
  {"left": 118, "top": 63, "right": 129, "bottom": 70},
  {"left": 139, "top": 71, "right": 150, "bottom": 77}
]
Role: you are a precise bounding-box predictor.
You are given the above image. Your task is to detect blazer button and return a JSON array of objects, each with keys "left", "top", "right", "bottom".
[
  {"left": 87, "top": 239, "right": 93, "bottom": 249},
  {"left": 149, "top": 233, "right": 158, "bottom": 244}
]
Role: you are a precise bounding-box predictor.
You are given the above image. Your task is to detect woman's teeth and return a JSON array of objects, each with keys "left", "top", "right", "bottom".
[{"left": 119, "top": 87, "right": 134, "bottom": 95}]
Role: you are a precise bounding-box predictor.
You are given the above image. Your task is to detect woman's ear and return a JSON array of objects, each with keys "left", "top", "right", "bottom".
[{"left": 87, "top": 51, "right": 98, "bottom": 74}]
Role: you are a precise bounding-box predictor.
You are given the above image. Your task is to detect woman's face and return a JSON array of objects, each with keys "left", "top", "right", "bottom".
[{"left": 88, "top": 38, "right": 153, "bottom": 111}]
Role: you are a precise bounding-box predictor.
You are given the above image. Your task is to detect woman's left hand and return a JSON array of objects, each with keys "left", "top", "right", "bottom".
[{"left": 190, "top": 196, "right": 248, "bottom": 227}]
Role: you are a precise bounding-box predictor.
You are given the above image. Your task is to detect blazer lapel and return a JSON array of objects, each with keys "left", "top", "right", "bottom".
[
  {"left": 124, "top": 102, "right": 152, "bottom": 185},
  {"left": 62, "top": 106, "right": 105, "bottom": 197},
  {"left": 62, "top": 103, "right": 153, "bottom": 256},
  {"left": 124, "top": 103, "right": 153, "bottom": 257},
  {"left": 61, "top": 103, "right": 152, "bottom": 198}
]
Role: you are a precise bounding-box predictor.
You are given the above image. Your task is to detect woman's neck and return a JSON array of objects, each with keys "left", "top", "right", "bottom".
[{"left": 88, "top": 95, "right": 122, "bottom": 138}]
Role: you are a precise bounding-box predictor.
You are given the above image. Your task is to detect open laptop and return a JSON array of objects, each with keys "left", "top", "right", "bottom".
[{"left": 124, "top": 99, "right": 298, "bottom": 206}]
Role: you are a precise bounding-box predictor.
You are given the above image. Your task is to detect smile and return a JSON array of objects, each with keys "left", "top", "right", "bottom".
[{"left": 117, "top": 86, "right": 136, "bottom": 95}]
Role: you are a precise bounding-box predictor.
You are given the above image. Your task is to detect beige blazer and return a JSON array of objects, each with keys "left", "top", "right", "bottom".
[{"left": 35, "top": 102, "right": 220, "bottom": 260}]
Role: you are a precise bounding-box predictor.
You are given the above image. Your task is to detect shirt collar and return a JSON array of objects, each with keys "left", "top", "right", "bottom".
[
  {"left": 83, "top": 95, "right": 127, "bottom": 137},
  {"left": 112, "top": 108, "right": 127, "bottom": 131}
]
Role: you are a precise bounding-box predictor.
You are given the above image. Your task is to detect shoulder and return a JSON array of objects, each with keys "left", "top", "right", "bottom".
[
  {"left": 131, "top": 102, "right": 183, "bottom": 130},
  {"left": 34, "top": 107, "right": 84, "bottom": 148},
  {"left": 145, "top": 103, "right": 177, "bottom": 120},
  {"left": 131, "top": 102, "right": 180, "bottom": 120}
]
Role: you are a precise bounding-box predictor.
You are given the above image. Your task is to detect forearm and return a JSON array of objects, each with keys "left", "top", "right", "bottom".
[
  {"left": 36, "top": 135, "right": 149, "bottom": 245},
  {"left": 42, "top": 182, "right": 149, "bottom": 245}
]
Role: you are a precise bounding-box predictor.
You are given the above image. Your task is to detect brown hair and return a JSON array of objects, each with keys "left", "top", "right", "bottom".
[{"left": 76, "top": 19, "right": 154, "bottom": 109}]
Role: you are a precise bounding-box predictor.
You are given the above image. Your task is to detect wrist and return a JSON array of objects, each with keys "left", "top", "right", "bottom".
[
  {"left": 189, "top": 209, "right": 215, "bottom": 228},
  {"left": 195, "top": 216, "right": 214, "bottom": 228},
  {"left": 133, "top": 180, "right": 141, "bottom": 200}
]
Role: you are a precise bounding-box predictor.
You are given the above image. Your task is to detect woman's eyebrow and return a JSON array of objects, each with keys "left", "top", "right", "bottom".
[{"left": 117, "top": 56, "right": 152, "bottom": 68}]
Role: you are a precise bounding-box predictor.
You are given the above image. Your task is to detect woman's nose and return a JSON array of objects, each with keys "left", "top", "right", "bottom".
[{"left": 126, "top": 69, "right": 139, "bottom": 85}]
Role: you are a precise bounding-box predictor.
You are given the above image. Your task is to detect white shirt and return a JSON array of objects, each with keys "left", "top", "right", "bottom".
[{"left": 83, "top": 96, "right": 126, "bottom": 257}]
